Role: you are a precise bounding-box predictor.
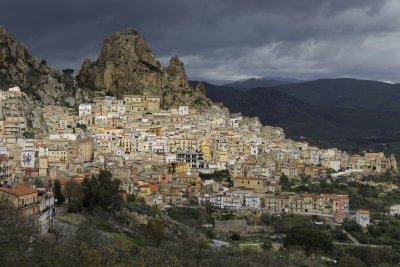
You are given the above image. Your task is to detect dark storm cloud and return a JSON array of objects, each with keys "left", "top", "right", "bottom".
[{"left": 1, "top": 0, "right": 399, "bottom": 82}]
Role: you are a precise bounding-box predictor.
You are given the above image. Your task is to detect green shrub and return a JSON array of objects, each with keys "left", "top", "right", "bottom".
[
  {"left": 231, "top": 232, "right": 241, "bottom": 241},
  {"left": 262, "top": 240, "right": 273, "bottom": 250},
  {"left": 68, "top": 199, "right": 82, "bottom": 213}
]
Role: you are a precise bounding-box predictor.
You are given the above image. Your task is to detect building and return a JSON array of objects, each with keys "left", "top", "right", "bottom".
[
  {"left": 178, "top": 105, "right": 189, "bottom": 116},
  {"left": 79, "top": 104, "right": 92, "bottom": 117},
  {"left": 177, "top": 151, "right": 204, "bottom": 169},
  {"left": 390, "top": 204, "right": 400, "bottom": 216},
  {"left": 356, "top": 210, "right": 370, "bottom": 227},
  {"left": 0, "top": 183, "right": 39, "bottom": 217},
  {"left": 234, "top": 176, "right": 265, "bottom": 190}
]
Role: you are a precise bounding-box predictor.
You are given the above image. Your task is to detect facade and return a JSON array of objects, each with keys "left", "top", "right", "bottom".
[
  {"left": 356, "top": 210, "right": 370, "bottom": 227},
  {"left": 79, "top": 104, "right": 92, "bottom": 117},
  {"left": 390, "top": 204, "right": 400, "bottom": 216},
  {"left": 0, "top": 183, "right": 39, "bottom": 217},
  {"left": 234, "top": 176, "right": 265, "bottom": 190},
  {"left": 178, "top": 105, "right": 189, "bottom": 116}
]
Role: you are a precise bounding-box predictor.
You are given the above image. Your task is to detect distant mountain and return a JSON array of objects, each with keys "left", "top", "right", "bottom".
[
  {"left": 200, "top": 79, "right": 234, "bottom": 86},
  {"left": 275, "top": 78, "right": 400, "bottom": 111},
  {"left": 223, "top": 77, "right": 292, "bottom": 90},
  {"left": 261, "top": 76, "right": 306, "bottom": 83}
]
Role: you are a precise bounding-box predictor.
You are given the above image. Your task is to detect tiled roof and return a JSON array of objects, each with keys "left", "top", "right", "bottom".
[{"left": 0, "top": 183, "right": 36, "bottom": 197}]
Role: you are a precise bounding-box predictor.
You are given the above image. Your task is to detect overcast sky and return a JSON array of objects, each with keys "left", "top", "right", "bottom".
[{"left": 1, "top": 0, "right": 400, "bottom": 82}]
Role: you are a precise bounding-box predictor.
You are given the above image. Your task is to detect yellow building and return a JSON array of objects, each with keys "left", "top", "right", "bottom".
[
  {"left": 169, "top": 162, "right": 190, "bottom": 174},
  {"left": 48, "top": 150, "right": 67, "bottom": 163},
  {"left": 69, "top": 138, "right": 93, "bottom": 162},
  {"left": 38, "top": 156, "right": 48, "bottom": 176},
  {"left": 201, "top": 141, "right": 211, "bottom": 161},
  {"left": 217, "top": 150, "right": 228, "bottom": 163},
  {"left": 103, "top": 128, "right": 123, "bottom": 137},
  {"left": 123, "top": 92, "right": 161, "bottom": 113},
  {"left": 234, "top": 176, "right": 265, "bottom": 190}
]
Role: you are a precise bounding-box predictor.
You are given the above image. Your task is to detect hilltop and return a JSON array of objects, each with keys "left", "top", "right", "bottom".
[{"left": 77, "top": 28, "right": 210, "bottom": 109}]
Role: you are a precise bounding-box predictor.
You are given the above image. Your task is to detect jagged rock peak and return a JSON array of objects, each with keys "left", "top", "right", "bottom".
[
  {"left": 168, "top": 56, "right": 184, "bottom": 66},
  {"left": 119, "top": 28, "right": 140, "bottom": 35},
  {"left": 99, "top": 27, "right": 160, "bottom": 68},
  {"left": 195, "top": 82, "right": 206, "bottom": 95},
  {"left": 77, "top": 28, "right": 211, "bottom": 109},
  {"left": 0, "top": 25, "right": 6, "bottom": 35}
]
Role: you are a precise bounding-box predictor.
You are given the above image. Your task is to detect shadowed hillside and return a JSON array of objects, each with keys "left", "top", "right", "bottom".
[{"left": 190, "top": 80, "right": 400, "bottom": 160}]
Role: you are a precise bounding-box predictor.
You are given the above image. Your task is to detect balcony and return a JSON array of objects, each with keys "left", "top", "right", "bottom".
[{"left": 19, "top": 201, "right": 40, "bottom": 210}]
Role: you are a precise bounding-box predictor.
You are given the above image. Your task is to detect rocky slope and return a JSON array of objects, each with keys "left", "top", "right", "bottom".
[
  {"left": 77, "top": 28, "right": 210, "bottom": 109},
  {"left": 0, "top": 25, "right": 90, "bottom": 106},
  {"left": 0, "top": 25, "right": 91, "bottom": 130}
]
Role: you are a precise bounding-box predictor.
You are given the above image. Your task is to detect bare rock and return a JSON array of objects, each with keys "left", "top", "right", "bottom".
[{"left": 77, "top": 28, "right": 211, "bottom": 109}]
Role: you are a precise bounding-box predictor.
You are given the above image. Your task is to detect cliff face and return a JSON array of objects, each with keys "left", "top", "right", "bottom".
[
  {"left": 0, "top": 25, "right": 89, "bottom": 107},
  {"left": 0, "top": 25, "right": 90, "bottom": 129},
  {"left": 77, "top": 28, "right": 210, "bottom": 109}
]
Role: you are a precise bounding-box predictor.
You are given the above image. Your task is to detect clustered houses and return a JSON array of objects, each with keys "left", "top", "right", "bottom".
[
  {"left": 0, "top": 87, "right": 398, "bottom": 229},
  {"left": 199, "top": 191, "right": 349, "bottom": 217}
]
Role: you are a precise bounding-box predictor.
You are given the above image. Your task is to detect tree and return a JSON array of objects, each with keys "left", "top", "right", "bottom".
[
  {"left": 23, "top": 131, "right": 35, "bottom": 139},
  {"left": 260, "top": 213, "right": 272, "bottom": 225},
  {"left": 54, "top": 180, "right": 65, "bottom": 205},
  {"left": 231, "top": 232, "right": 241, "bottom": 241},
  {"left": 274, "top": 220, "right": 288, "bottom": 234},
  {"left": 339, "top": 255, "right": 366, "bottom": 267},
  {"left": 0, "top": 195, "right": 37, "bottom": 265},
  {"left": 262, "top": 239, "right": 273, "bottom": 250},
  {"left": 82, "top": 170, "right": 122, "bottom": 213},
  {"left": 343, "top": 220, "right": 362, "bottom": 233},
  {"left": 280, "top": 174, "right": 291, "bottom": 191},
  {"left": 146, "top": 217, "right": 166, "bottom": 246},
  {"left": 285, "top": 227, "right": 333, "bottom": 257},
  {"left": 64, "top": 180, "right": 83, "bottom": 203}
]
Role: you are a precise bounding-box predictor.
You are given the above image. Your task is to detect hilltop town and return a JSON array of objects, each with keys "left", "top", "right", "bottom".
[
  {"left": 2, "top": 25, "right": 400, "bottom": 266},
  {"left": 0, "top": 83, "right": 398, "bottom": 232}
]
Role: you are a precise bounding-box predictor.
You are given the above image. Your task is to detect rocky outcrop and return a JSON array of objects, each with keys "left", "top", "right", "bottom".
[
  {"left": 77, "top": 28, "right": 210, "bottom": 109},
  {"left": 0, "top": 25, "right": 90, "bottom": 106},
  {"left": 390, "top": 154, "right": 398, "bottom": 172},
  {"left": 195, "top": 82, "right": 206, "bottom": 95},
  {"left": 0, "top": 25, "right": 90, "bottom": 131}
]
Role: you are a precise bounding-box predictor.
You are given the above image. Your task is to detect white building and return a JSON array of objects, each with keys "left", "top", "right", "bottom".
[
  {"left": 390, "top": 204, "right": 400, "bottom": 216},
  {"left": 245, "top": 196, "right": 260, "bottom": 209},
  {"left": 21, "top": 150, "right": 35, "bottom": 169},
  {"left": 355, "top": 210, "right": 370, "bottom": 227},
  {"left": 178, "top": 105, "right": 189, "bottom": 116},
  {"left": 198, "top": 196, "right": 241, "bottom": 210},
  {"left": 79, "top": 103, "right": 92, "bottom": 117}
]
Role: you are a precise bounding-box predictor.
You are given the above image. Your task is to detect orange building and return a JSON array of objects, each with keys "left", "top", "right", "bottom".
[{"left": 0, "top": 183, "right": 39, "bottom": 217}]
